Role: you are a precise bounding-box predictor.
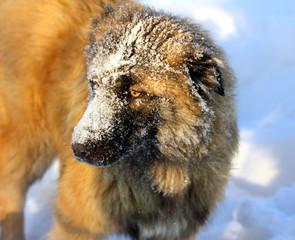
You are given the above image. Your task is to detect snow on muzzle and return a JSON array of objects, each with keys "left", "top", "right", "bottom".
[{"left": 71, "top": 88, "right": 129, "bottom": 167}]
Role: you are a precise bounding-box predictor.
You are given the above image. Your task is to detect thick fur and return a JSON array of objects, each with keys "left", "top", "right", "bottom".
[{"left": 0, "top": 1, "right": 238, "bottom": 240}]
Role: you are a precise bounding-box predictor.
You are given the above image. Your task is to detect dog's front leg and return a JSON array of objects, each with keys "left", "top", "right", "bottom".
[
  {"left": 47, "top": 158, "right": 118, "bottom": 240},
  {"left": 0, "top": 186, "right": 25, "bottom": 240}
]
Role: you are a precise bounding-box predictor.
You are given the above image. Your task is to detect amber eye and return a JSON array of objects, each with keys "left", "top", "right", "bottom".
[{"left": 130, "top": 90, "right": 141, "bottom": 98}]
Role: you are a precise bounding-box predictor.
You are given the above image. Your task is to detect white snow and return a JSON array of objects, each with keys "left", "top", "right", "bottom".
[
  {"left": 24, "top": 161, "right": 59, "bottom": 240},
  {"left": 192, "top": 8, "right": 236, "bottom": 40},
  {"left": 231, "top": 130, "right": 278, "bottom": 187},
  {"left": 24, "top": 0, "right": 295, "bottom": 239}
]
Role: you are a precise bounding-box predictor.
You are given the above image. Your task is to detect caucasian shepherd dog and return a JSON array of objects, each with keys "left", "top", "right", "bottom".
[{"left": 0, "top": 0, "right": 238, "bottom": 239}]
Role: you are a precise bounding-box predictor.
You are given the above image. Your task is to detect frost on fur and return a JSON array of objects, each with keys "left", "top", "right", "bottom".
[
  {"left": 72, "top": 84, "right": 124, "bottom": 145},
  {"left": 72, "top": 5, "right": 227, "bottom": 167}
]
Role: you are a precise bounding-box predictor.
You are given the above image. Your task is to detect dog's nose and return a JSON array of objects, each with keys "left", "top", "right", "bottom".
[{"left": 71, "top": 142, "right": 97, "bottom": 161}]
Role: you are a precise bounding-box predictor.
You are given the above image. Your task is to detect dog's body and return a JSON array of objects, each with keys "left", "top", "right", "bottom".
[{"left": 0, "top": 0, "right": 238, "bottom": 239}]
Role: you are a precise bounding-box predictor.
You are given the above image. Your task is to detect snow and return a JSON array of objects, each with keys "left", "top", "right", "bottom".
[
  {"left": 72, "top": 88, "right": 124, "bottom": 145},
  {"left": 24, "top": 0, "right": 295, "bottom": 239},
  {"left": 24, "top": 161, "right": 59, "bottom": 240}
]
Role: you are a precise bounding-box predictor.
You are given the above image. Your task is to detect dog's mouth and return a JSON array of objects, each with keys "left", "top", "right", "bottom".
[
  {"left": 71, "top": 140, "right": 129, "bottom": 167},
  {"left": 71, "top": 125, "right": 159, "bottom": 167}
]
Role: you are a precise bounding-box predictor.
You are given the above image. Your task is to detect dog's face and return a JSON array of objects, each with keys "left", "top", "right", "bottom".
[{"left": 71, "top": 5, "right": 225, "bottom": 167}]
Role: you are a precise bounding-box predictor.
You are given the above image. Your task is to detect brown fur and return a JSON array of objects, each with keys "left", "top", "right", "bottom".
[{"left": 0, "top": 0, "right": 238, "bottom": 240}]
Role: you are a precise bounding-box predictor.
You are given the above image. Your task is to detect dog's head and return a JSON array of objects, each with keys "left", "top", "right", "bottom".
[{"left": 71, "top": 4, "right": 229, "bottom": 167}]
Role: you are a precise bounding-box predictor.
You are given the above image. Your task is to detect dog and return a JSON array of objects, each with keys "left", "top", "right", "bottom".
[{"left": 0, "top": 0, "right": 238, "bottom": 239}]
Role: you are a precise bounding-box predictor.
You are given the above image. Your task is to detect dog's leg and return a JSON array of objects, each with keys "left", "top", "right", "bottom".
[
  {"left": 47, "top": 223, "right": 106, "bottom": 240},
  {"left": 0, "top": 127, "right": 56, "bottom": 240},
  {"left": 47, "top": 158, "right": 117, "bottom": 240},
  {"left": 0, "top": 185, "right": 25, "bottom": 240}
]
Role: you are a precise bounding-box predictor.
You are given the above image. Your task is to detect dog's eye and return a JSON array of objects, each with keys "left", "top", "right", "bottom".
[{"left": 130, "top": 90, "right": 142, "bottom": 98}]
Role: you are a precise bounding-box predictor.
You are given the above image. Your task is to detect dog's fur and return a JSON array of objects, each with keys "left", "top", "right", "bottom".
[{"left": 0, "top": 0, "right": 238, "bottom": 239}]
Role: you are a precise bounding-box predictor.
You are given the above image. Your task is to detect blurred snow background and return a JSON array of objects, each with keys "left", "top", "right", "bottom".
[{"left": 25, "top": 0, "right": 295, "bottom": 239}]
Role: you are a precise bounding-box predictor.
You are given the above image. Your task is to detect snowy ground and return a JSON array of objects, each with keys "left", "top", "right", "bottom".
[{"left": 25, "top": 0, "right": 295, "bottom": 239}]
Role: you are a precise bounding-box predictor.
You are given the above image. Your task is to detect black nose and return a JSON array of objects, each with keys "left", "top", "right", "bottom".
[{"left": 71, "top": 142, "right": 97, "bottom": 161}]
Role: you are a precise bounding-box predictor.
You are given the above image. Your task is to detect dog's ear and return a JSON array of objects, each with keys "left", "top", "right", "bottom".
[{"left": 187, "top": 56, "right": 225, "bottom": 98}]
